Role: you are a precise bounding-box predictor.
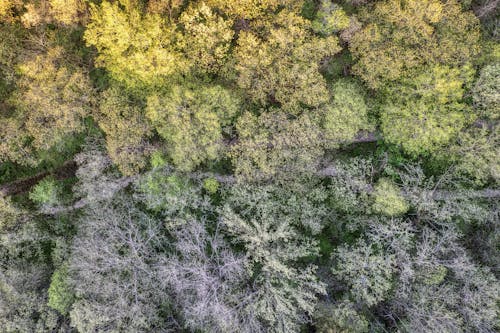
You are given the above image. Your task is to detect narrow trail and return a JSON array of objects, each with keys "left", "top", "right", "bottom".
[{"left": 0, "top": 160, "right": 78, "bottom": 198}]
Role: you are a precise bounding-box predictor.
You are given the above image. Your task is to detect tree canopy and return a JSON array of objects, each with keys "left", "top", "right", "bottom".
[{"left": 0, "top": 1, "right": 498, "bottom": 332}]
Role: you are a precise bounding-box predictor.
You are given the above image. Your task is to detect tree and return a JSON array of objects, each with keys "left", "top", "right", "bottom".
[
  {"left": 73, "top": 138, "right": 132, "bottom": 204},
  {"left": 371, "top": 178, "right": 409, "bottom": 216},
  {"left": 388, "top": 227, "right": 500, "bottom": 333},
  {"left": 314, "top": 300, "right": 369, "bottom": 333},
  {"left": 234, "top": 11, "right": 340, "bottom": 112},
  {"left": 146, "top": 83, "right": 240, "bottom": 171},
  {"left": 47, "top": 264, "right": 75, "bottom": 315},
  {"left": 179, "top": 2, "right": 234, "bottom": 74},
  {"left": 159, "top": 220, "right": 260, "bottom": 333},
  {"left": 0, "top": 196, "right": 21, "bottom": 232},
  {"left": 147, "top": 0, "right": 185, "bottom": 18},
  {"left": 312, "top": 0, "right": 350, "bottom": 35},
  {"left": 332, "top": 239, "right": 395, "bottom": 307},
  {"left": 97, "top": 86, "right": 152, "bottom": 175},
  {"left": 11, "top": 46, "right": 93, "bottom": 154},
  {"left": 326, "top": 157, "right": 374, "bottom": 215},
  {"left": 29, "top": 177, "right": 62, "bottom": 207},
  {"left": 473, "top": 63, "right": 499, "bottom": 120},
  {"left": 349, "top": 0, "right": 480, "bottom": 88},
  {"left": 449, "top": 125, "right": 500, "bottom": 185},
  {"left": 49, "top": 0, "right": 87, "bottom": 26},
  {"left": 0, "top": 199, "right": 68, "bottom": 332},
  {"left": 221, "top": 184, "right": 326, "bottom": 332},
  {"left": 134, "top": 167, "right": 210, "bottom": 221},
  {"left": 204, "top": 0, "right": 302, "bottom": 19},
  {"left": 380, "top": 65, "right": 475, "bottom": 155},
  {"left": 20, "top": 1, "right": 51, "bottom": 27},
  {"left": 231, "top": 110, "right": 324, "bottom": 181},
  {"left": 0, "top": 264, "right": 62, "bottom": 332},
  {"left": 84, "top": 0, "right": 188, "bottom": 90},
  {"left": 69, "top": 195, "right": 172, "bottom": 332},
  {"left": 320, "top": 79, "right": 373, "bottom": 147},
  {"left": 0, "top": 0, "right": 22, "bottom": 22}
]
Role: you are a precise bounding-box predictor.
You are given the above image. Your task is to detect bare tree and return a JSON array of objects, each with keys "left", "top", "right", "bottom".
[
  {"left": 158, "top": 219, "right": 262, "bottom": 333},
  {"left": 69, "top": 196, "right": 174, "bottom": 332}
]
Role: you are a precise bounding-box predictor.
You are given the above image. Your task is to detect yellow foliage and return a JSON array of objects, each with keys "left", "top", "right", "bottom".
[
  {"left": 0, "top": 0, "right": 22, "bottom": 22},
  {"left": 21, "top": 2, "right": 48, "bottom": 27},
  {"left": 97, "top": 87, "right": 152, "bottom": 175},
  {"left": 49, "top": 0, "right": 87, "bottom": 25},
  {"left": 350, "top": 0, "right": 480, "bottom": 88},
  {"left": 380, "top": 65, "right": 475, "bottom": 155},
  {"left": 179, "top": 3, "right": 234, "bottom": 74},
  {"left": 85, "top": 1, "right": 188, "bottom": 90},
  {"left": 381, "top": 99, "right": 468, "bottom": 156},
  {"left": 147, "top": 0, "right": 184, "bottom": 18},
  {"left": 371, "top": 179, "right": 409, "bottom": 216},
  {"left": 234, "top": 11, "right": 340, "bottom": 113},
  {"left": 14, "top": 47, "right": 93, "bottom": 151},
  {"left": 205, "top": 0, "right": 302, "bottom": 19},
  {"left": 0, "top": 116, "right": 35, "bottom": 166}
]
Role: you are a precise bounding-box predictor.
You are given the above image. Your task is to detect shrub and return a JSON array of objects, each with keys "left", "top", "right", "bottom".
[
  {"left": 29, "top": 177, "right": 61, "bottom": 206},
  {"left": 47, "top": 265, "right": 75, "bottom": 315},
  {"left": 371, "top": 178, "right": 409, "bottom": 216}
]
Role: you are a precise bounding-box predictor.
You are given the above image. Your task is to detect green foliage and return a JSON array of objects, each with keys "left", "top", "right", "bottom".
[
  {"left": 473, "top": 63, "right": 500, "bottom": 120},
  {"left": 203, "top": 177, "right": 220, "bottom": 194},
  {"left": 97, "top": 86, "right": 152, "bottom": 175},
  {"left": 332, "top": 240, "right": 395, "bottom": 306},
  {"left": 149, "top": 150, "right": 168, "bottom": 169},
  {"left": 29, "top": 177, "right": 61, "bottom": 206},
  {"left": 146, "top": 83, "right": 240, "bottom": 171},
  {"left": 321, "top": 79, "right": 373, "bottom": 146},
  {"left": 314, "top": 301, "right": 369, "bottom": 333},
  {"left": 135, "top": 169, "right": 210, "bottom": 225},
  {"left": 371, "top": 178, "right": 409, "bottom": 216},
  {"left": 0, "top": 196, "right": 20, "bottom": 232},
  {"left": 47, "top": 264, "right": 74, "bottom": 315},
  {"left": 380, "top": 65, "right": 475, "bottom": 155},
  {"left": 231, "top": 111, "right": 324, "bottom": 180}
]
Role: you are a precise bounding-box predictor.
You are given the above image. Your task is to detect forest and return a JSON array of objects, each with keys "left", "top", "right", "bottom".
[{"left": 0, "top": 0, "right": 498, "bottom": 332}]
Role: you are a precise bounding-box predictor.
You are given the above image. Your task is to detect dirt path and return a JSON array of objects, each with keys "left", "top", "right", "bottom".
[{"left": 0, "top": 160, "right": 78, "bottom": 198}]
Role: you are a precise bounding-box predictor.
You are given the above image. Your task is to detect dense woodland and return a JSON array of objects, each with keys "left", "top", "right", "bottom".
[{"left": 0, "top": 0, "right": 499, "bottom": 332}]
